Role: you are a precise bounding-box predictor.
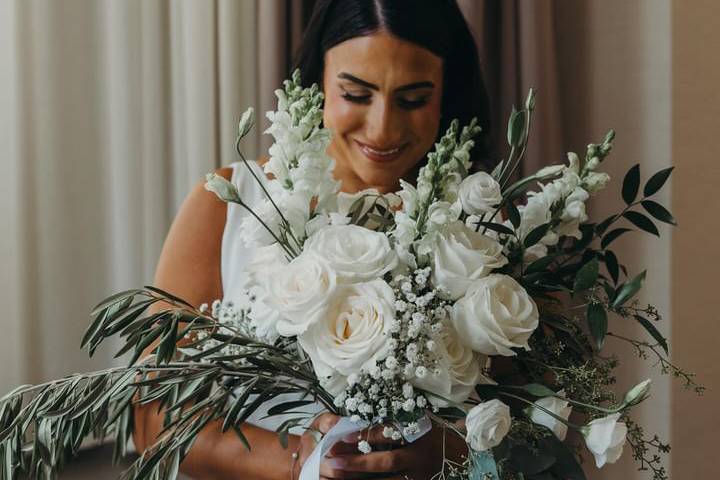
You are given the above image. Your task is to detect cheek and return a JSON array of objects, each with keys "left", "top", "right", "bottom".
[
  {"left": 408, "top": 102, "right": 442, "bottom": 150},
  {"left": 323, "top": 95, "right": 363, "bottom": 135}
]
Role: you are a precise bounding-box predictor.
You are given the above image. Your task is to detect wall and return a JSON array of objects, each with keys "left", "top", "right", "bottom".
[{"left": 670, "top": 0, "right": 720, "bottom": 477}]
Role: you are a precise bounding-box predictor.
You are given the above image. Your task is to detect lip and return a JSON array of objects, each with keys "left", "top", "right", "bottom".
[{"left": 354, "top": 139, "right": 407, "bottom": 163}]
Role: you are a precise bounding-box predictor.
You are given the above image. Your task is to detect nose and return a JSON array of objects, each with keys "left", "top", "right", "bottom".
[{"left": 364, "top": 97, "right": 404, "bottom": 148}]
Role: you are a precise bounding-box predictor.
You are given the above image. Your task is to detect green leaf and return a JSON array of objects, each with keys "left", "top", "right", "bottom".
[
  {"left": 525, "top": 256, "right": 555, "bottom": 275},
  {"left": 595, "top": 214, "right": 618, "bottom": 235},
  {"left": 491, "top": 159, "right": 505, "bottom": 180},
  {"left": 604, "top": 250, "right": 620, "bottom": 285},
  {"left": 266, "top": 400, "right": 316, "bottom": 416},
  {"left": 573, "top": 258, "right": 600, "bottom": 293},
  {"left": 508, "top": 445, "right": 555, "bottom": 475},
  {"left": 644, "top": 166, "right": 674, "bottom": 197},
  {"left": 601, "top": 228, "right": 632, "bottom": 250},
  {"left": 518, "top": 383, "right": 556, "bottom": 397},
  {"left": 507, "top": 202, "right": 521, "bottom": 229},
  {"left": 543, "top": 436, "right": 587, "bottom": 480},
  {"left": 623, "top": 211, "right": 659, "bottom": 236},
  {"left": 611, "top": 270, "right": 646, "bottom": 308},
  {"left": 622, "top": 164, "right": 640, "bottom": 205},
  {"left": 634, "top": 315, "right": 669, "bottom": 354},
  {"left": 507, "top": 108, "right": 526, "bottom": 147},
  {"left": 587, "top": 303, "right": 608, "bottom": 349},
  {"left": 476, "top": 221, "right": 515, "bottom": 236},
  {"left": 524, "top": 223, "right": 551, "bottom": 248},
  {"left": 641, "top": 200, "right": 676, "bottom": 225}
]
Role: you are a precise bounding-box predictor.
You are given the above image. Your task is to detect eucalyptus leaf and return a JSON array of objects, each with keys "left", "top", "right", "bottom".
[
  {"left": 604, "top": 250, "right": 620, "bottom": 285},
  {"left": 524, "top": 223, "right": 551, "bottom": 248},
  {"left": 573, "top": 258, "right": 600, "bottom": 293},
  {"left": 611, "top": 270, "right": 646, "bottom": 308},
  {"left": 634, "top": 315, "right": 669, "bottom": 354},
  {"left": 587, "top": 303, "right": 608, "bottom": 349},
  {"left": 622, "top": 164, "right": 640, "bottom": 205},
  {"left": 507, "top": 202, "right": 521, "bottom": 229},
  {"left": 601, "top": 228, "right": 632, "bottom": 250},
  {"left": 623, "top": 211, "right": 659, "bottom": 236},
  {"left": 644, "top": 166, "right": 674, "bottom": 197},
  {"left": 641, "top": 200, "right": 676, "bottom": 225}
]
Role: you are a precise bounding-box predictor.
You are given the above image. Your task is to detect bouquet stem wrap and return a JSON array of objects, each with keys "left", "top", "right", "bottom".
[{"left": 300, "top": 416, "right": 432, "bottom": 480}]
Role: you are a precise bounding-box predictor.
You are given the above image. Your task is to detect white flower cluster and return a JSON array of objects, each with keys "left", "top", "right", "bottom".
[
  {"left": 239, "top": 70, "right": 340, "bottom": 248},
  {"left": 512, "top": 149, "right": 611, "bottom": 261},
  {"left": 194, "top": 299, "right": 257, "bottom": 359},
  {"left": 333, "top": 267, "right": 451, "bottom": 427},
  {"left": 393, "top": 119, "right": 482, "bottom": 266}
]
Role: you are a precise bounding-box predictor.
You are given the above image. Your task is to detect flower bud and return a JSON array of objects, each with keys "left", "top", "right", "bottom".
[
  {"left": 237, "top": 107, "right": 254, "bottom": 140},
  {"left": 623, "top": 379, "right": 652, "bottom": 407},
  {"left": 525, "top": 88, "right": 536, "bottom": 111},
  {"left": 204, "top": 173, "right": 240, "bottom": 203}
]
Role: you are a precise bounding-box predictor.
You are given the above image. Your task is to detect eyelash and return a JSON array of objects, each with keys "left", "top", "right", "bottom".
[{"left": 341, "top": 92, "right": 429, "bottom": 110}]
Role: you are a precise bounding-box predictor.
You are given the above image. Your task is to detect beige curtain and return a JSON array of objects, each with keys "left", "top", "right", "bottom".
[
  {"left": 0, "top": 0, "right": 303, "bottom": 390},
  {"left": 459, "top": 0, "right": 563, "bottom": 174}
]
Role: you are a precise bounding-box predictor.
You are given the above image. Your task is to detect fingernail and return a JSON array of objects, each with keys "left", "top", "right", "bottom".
[
  {"left": 325, "top": 457, "right": 347, "bottom": 469},
  {"left": 341, "top": 434, "right": 359, "bottom": 443}
]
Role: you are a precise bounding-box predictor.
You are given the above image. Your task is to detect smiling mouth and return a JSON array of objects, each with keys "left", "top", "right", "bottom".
[{"left": 354, "top": 140, "right": 407, "bottom": 162}]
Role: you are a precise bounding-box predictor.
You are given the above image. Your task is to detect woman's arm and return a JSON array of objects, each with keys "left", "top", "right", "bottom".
[{"left": 131, "top": 167, "right": 299, "bottom": 480}]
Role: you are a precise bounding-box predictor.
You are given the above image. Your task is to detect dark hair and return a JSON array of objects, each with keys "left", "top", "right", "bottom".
[{"left": 293, "top": 0, "right": 495, "bottom": 172}]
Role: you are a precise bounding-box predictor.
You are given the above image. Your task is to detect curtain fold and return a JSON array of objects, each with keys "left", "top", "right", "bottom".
[
  {"left": 0, "top": 0, "right": 296, "bottom": 388},
  {"left": 459, "top": 0, "right": 563, "bottom": 174}
]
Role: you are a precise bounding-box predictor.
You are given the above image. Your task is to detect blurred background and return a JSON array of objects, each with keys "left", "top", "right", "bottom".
[{"left": 0, "top": 0, "right": 718, "bottom": 478}]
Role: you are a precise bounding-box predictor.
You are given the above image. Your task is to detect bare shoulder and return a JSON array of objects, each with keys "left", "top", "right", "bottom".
[{"left": 152, "top": 166, "right": 234, "bottom": 307}]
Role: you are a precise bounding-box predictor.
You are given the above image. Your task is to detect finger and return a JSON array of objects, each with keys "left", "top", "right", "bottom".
[
  {"left": 333, "top": 425, "right": 404, "bottom": 450},
  {"left": 320, "top": 457, "right": 374, "bottom": 479},
  {"left": 331, "top": 450, "right": 413, "bottom": 474},
  {"left": 315, "top": 413, "right": 342, "bottom": 434}
]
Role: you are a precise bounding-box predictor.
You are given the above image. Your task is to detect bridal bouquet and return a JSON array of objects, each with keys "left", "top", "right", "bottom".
[{"left": 0, "top": 70, "right": 701, "bottom": 480}]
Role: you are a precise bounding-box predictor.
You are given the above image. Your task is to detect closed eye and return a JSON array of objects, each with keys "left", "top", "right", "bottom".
[{"left": 341, "top": 92, "right": 371, "bottom": 104}]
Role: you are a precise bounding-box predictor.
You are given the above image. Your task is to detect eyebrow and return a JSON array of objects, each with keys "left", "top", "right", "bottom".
[{"left": 337, "top": 72, "right": 435, "bottom": 92}]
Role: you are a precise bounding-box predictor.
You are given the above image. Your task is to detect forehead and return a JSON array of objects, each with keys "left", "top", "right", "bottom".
[{"left": 324, "top": 32, "right": 443, "bottom": 86}]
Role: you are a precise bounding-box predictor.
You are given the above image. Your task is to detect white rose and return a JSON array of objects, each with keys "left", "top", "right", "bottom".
[
  {"left": 458, "top": 171, "right": 502, "bottom": 215},
  {"left": 414, "top": 324, "right": 493, "bottom": 406},
  {"left": 304, "top": 224, "right": 397, "bottom": 283},
  {"left": 527, "top": 390, "right": 572, "bottom": 441},
  {"left": 465, "top": 399, "right": 511, "bottom": 452},
  {"left": 299, "top": 280, "right": 396, "bottom": 395},
  {"left": 267, "top": 251, "right": 337, "bottom": 336},
  {"left": 427, "top": 200, "right": 462, "bottom": 230},
  {"left": 452, "top": 274, "right": 539, "bottom": 356},
  {"left": 431, "top": 221, "right": 508, "bottom": 300},
  {"left": 582, "top": 413, "right": 628, "bottom": 468}
]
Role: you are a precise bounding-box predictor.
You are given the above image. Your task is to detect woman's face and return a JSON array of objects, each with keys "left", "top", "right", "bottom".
[{"left": 322, "top": 32, "right": 444, "bottom": 193}]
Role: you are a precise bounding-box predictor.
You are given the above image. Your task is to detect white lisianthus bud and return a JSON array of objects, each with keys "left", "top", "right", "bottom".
[
  {"left": 536, "top": 164, "right": 564, "bottom": 178},
  {"left": 204, "top": 173, "right": 240, "bottom": 202},
  {"left": 458, "top": 171, "right": 502, "bottom": 215},
  {"left": 452, "top": 274, "right": 539, "bottom": 356},
  {"left": 465, "top": 399, "right": 511, "bottom": 452},
  {"left": 527, "top": 390, "right": 572, "bottom": 441},
  {"left": 582, "top": 413, "right": 628, "bottom": 468},
  {"left": 237, "top": 107, "right": 255, "bottom": 139},
  {"left": 623, "top": 379, "right": 652, "bottom": 407}
]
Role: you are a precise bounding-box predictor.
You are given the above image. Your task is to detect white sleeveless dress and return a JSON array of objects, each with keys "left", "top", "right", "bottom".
[{"left": 221, "top": 160, "right": 326, "bottom": 435}]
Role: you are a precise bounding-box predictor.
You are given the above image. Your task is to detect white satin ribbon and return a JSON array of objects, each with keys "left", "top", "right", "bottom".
[{"left": 299, "top": 415, "right": 432, "bottom": 480}]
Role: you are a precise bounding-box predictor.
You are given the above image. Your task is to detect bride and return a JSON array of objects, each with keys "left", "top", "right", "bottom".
[{"left": 133, "top": 0, "right": 493, "bottom": 478}]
